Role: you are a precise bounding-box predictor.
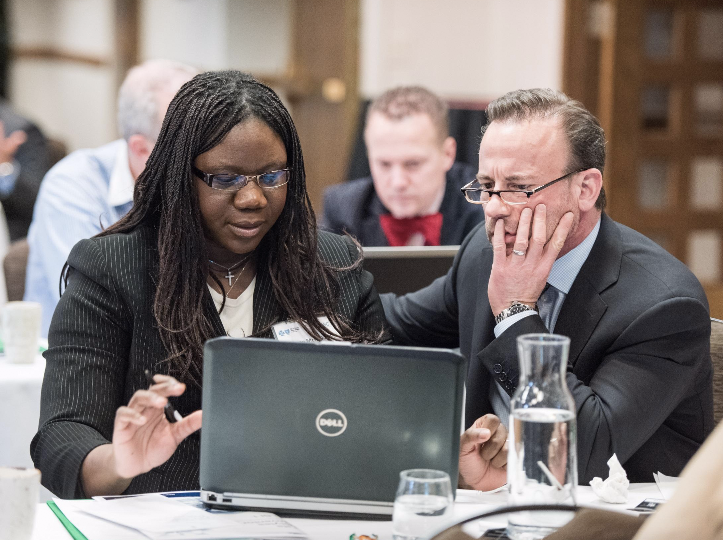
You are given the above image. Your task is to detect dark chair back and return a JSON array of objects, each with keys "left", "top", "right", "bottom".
[
  {"left": 3, "top": 238, "right": 29, "bottom": 301},
  {"left": 711, "top": 318, "right": 723, "bottom": 425}
]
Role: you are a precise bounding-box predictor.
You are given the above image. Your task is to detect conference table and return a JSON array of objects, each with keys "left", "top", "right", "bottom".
[{"left": 31, "top": 483, "right": 666, "bottom": 539}]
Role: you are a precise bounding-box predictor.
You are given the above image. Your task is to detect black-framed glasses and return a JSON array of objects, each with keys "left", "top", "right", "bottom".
[
  {"left": 192, "top": 165, "right": 290, "bottom": 191},
  {"left": 461, "top": 169, "right": 585, "bottom": 205}
]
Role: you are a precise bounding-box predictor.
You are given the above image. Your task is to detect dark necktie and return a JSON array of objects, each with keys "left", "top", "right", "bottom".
[
  {"left": 379, "top": 213, "right": 443, "bottom": 246},
  {"left": 538, "top": 283, "right": 562, "bottom": 331}
]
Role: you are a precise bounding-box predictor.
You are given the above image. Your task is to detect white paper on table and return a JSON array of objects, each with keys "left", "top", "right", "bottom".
[
  {"left": 455, "top": 487, "right": 509, "bottom": 506},
  {"left": 53, "top": 499, "right": 149, "bottom": 540},
  {"left": 653, "top": 472, "right": 678, "bottom": 501},
  {"left": 74, "top": 494, "right": 234, "bottom": 533},
  {"left": 143, "top": 513, "right": 307, "bottom": 540},
  {"left": 77, "top": 494, "right": 307, "bottom": 539}
]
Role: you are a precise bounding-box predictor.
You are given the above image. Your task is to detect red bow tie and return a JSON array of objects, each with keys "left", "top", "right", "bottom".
[{"left": 379, "top": 213, "right": 443, "bottom": 246}]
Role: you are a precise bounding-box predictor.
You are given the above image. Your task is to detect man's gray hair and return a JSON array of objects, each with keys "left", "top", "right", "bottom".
[
  {"left": 480, "top": 89, "right": 607, "bottom": 210},
  {"left": 117, "top": 59, "right": 198, "bottom": 142}
]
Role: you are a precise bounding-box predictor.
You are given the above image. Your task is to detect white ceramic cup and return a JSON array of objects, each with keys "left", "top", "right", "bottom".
[
  {"left": 1, "top": 301, "right": 42, "bottom": 364},
  {"left": 0, "top": 467, "right": 41, "bottom": 540}
]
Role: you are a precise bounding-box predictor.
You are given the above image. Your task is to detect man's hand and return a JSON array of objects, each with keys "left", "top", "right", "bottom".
[
  {"left": 0, "top": 121, "right": 27, "bottom": 164},
  {"left": 459, "top": 414, "right": 508, "bottom": 491},
  {"left": 488, "top": 205, "right": 574, "bottom": 316}
]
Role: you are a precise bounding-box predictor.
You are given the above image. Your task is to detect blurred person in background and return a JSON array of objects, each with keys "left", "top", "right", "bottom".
[
  {"left": 0, "top": 98, "right": 51, "bottom": 240},
  {"left": 321, "top": 86, "right": 483, "bottom": 247},
  {"left": 24, "top": 59, "right": 198, "bottom": 336}
]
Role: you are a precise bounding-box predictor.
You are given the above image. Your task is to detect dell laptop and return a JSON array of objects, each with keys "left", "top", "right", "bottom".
[{"left": 199, "top": 337, "right": 465, "bottom": 518}]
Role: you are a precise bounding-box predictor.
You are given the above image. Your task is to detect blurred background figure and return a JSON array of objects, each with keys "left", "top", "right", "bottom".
[
  {"left": 0, "top": 97, "right": 50, "bottom": 241},
  {"left": 24, "top": 59, "right": 197, "bottom": 337},
  {"left": 320, "top": 86, "right": 483, "bottom": 247}
]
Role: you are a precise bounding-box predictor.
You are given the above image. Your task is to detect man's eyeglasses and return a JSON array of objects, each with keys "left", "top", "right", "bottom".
[
  {"left": 460, "top": 169, "right": 585, "bottom": 205},
  {"left": 192, "top": 165, "right": 290, "bottom": 191}
]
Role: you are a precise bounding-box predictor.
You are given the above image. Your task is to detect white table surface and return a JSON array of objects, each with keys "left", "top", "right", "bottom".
[
  {"left": 0, "top": 354, "right": 53, "bottom": 501},
  {"left": 31, "top": 484, "right": 665, "bottom": 540}
]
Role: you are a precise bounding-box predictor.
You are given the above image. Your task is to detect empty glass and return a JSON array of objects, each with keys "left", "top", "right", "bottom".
[{"left": 392, "top": 469, "right": 454, "bottom": 540}]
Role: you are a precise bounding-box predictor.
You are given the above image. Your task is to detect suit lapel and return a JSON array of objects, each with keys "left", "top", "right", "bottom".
[
  {"left": 362, "top": 194, "right": 390, "bottom": 246},
  {"left": 252, "top": 266, "right": 280, "bottom": 338},
  {"left": 553, "top": 214, "right": 622, "bottom": 367},
  {"left": 202, "top": 288, "right": 227, "bottom": 337}
]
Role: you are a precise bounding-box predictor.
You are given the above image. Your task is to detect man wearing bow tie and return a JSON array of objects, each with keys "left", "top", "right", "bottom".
[{"left": 320, "top": 86, "right": 483, "bottom": 246}]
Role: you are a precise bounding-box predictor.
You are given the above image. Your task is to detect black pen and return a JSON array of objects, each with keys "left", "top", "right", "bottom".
[{"left": 144, "top": 369, "right": 183, "bottom": 423}]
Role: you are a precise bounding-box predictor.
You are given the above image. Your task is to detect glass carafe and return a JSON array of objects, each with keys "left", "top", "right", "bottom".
[{"left": 507, "top": 334, "right": 577, "bottom": 540}]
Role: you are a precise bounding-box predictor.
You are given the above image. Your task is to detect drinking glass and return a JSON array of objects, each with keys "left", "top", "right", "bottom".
[
  {"left": 392, "top": 469, "right": 454, "bottom": 540},
  {"left": 2, "top": 302, "right": 42, "bottom": 364},
  {"left": 507, "top": 334, "right": 577, "bottom": 540},
  {"left": 0, "top": 467, "right": 41, "bottom": 540}
]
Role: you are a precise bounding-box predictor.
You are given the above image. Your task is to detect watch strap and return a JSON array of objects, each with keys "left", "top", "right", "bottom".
[{"left": 494, "top": 301, "right": 538, "bottom": 325}]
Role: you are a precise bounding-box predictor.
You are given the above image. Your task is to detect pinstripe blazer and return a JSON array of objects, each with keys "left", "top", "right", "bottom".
[{"left": 31, "top": 225, "right": 388, "bottom": 498}]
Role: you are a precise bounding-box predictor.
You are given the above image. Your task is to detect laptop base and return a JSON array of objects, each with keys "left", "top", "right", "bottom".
[{"left": 201, "top": 490, "right": 393, "bottom": 521}]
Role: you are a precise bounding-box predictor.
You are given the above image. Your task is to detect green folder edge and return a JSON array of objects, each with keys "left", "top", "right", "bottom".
[
  {"left": 0, "top": 338, "right": 48, "bottom": 354},
  {"left": 47, "top": 500, "right": 89, "bottom": 540}
]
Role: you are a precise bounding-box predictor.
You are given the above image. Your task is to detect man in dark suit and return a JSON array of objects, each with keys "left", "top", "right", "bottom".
[
  {"left": 382, "top": 88, "right": 714, "bottom": 483},
  {"left": 0, "top": 99, "right": 50, "bottom": 240},
  {"left": 321, "top": 86, "right": 483, "bottom": 246}
]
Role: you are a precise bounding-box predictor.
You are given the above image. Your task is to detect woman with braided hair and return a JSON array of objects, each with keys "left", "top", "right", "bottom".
[{"left": 31, "top": 71, "right": 389, "bottom": 498}]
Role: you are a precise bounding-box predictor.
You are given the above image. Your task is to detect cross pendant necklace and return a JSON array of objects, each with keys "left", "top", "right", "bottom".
[{"left": 209, "top": 255, "right": 252, "bottom": 287}]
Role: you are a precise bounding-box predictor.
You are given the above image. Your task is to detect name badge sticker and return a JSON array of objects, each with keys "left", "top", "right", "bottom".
[{"left": 272, "top": 316, "right": 343, "bottom": 342}]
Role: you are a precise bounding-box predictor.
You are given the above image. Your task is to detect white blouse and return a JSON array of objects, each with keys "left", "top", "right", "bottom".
[{"left": 208, "top": 277, "right": 255, "bottom": 338}]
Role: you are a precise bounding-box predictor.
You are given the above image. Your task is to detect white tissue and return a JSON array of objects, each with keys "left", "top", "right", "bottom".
[
  {"left": 589, "top": 453, "right": 630, "bottom": 503},
  {"left": 653, "top": 471, "right": 678, "bottom": 501}
]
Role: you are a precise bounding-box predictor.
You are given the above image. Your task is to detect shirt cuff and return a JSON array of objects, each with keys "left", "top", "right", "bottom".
[
  {"left": 0, "top": 160, "right": 21, "bottom": 197},
  {"left": 494, "top": 310, "right": 537, "bottom": 337}
]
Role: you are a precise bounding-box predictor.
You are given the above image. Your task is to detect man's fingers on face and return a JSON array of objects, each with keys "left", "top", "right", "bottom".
[
  {"left": 513, "top": 208, "right": 532, "bottom": 253},
  {"left": 491, "top": 219, "right": 507, "bottom": 254},
  {"left": 545, "top": 211, "right": 574, "bottom": 256},
  {"left": 529, "top": 204, "right": 548, "bottom": 252}
]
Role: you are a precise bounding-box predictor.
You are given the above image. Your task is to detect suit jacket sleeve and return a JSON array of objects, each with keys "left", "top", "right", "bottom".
[
  {"left": 31, "top": 238, "right": 131, "bottom": 498},
  {"left": 320, "top": 186, "right": 345, "bottom": 234},
  {"left": 379, "top": 223, "right": 485, "bottom": 348},
  {"left": 480, "top": 296, "right": 711, "bottom": 482},
  {"left": 339, "top": 235, "right": 391, "bottom": 342}
]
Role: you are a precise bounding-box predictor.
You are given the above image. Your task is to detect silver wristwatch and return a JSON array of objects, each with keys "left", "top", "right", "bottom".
[{"left": 494, "top": 301, "right": 538, "bottom": 325}]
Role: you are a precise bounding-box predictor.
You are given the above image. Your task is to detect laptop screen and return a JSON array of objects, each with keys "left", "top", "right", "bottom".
[
  {"left": 361, "top": 246, "right": 459, "bottom": 296},
  {"left": 200, "top": 338, "right": 464, "bottom": 505}
]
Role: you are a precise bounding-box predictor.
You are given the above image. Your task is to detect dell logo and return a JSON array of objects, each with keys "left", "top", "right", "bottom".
[{"left": 316, "top": 409, "right": 347, "bottom": 437}]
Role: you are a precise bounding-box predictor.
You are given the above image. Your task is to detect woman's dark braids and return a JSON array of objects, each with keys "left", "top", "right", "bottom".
[{"left": 61, "top": 71, "right": 379, "bottom": 387}]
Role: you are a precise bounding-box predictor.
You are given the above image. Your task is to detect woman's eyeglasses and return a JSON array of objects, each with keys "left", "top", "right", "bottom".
[{"left": 192, "top": 165, "right": 290, "bottom": 191}]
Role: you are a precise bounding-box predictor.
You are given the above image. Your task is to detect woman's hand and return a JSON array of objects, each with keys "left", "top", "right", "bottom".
[
  {"left": 458, "top": 414, "right": 508, "bottom": 491},
  {"left": 81, "top": 374, "right": 202, "bottom": 496},
  {"left": 112, "top": 374, "right": 202, "bottom": 479}
]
